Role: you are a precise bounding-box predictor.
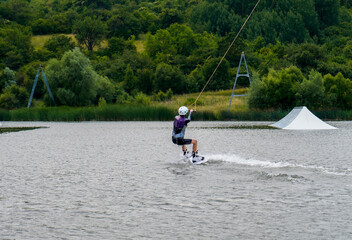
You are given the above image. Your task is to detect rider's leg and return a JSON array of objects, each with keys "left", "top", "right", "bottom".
[{"left": 191, "top": 139, "right": 197, "bottom": 154}]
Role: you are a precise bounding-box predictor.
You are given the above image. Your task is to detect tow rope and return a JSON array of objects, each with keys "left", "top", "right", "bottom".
[{"left": 190, "top": 0, "right": 262, "bottom": 111}]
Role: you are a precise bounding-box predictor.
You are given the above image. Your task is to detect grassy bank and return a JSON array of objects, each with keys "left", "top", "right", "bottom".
[
  {"left": 0, "top": 127, "right": 44, "bottom": 134},
  {"left": 1, "top": 89, "right": 352, "bottom": 121},
  {"left": 0, "top": 105, "right": 175, "bottom": 121},
  {"left": 1, "top": 104, "right": 351, "bottom": 122}
]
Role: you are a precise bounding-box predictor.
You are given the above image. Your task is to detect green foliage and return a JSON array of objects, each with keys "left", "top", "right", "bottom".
[
  {"left": 249, "top": 66, "right": 305, "bottom": 110},
  {"left": 280, "top": 10, "right": 309, "bottom": 43},
  {"left": 0, "top": 85, "right": 29, "bottom": 109},
  {"left": 250, "top": 67, "right": 352, "bottom": 110},
  {"left": 134, "top": 92, "right": 151, "bottom": 105},
  {"left": 295, "top": 70, "right": 325, "bottom": 109},
  {"left": 190, "top": 1, "right": 236, "bottom": 36},
  {"left": 287, "top": 43, "right": 326, "bottom": 74},
  {"left": 3, "top": 105, "right": 175, "bottom": 121},
  {"left": 44, "top": 35, "right": 76, "bottom": 58},
  {"left": 123, "top": 64, "right": 138, "bottom": 94},
  {"left": 0, "top": 0, "right": 32, "bottom": 25},
  {"left": 183, "top": 97, "right": 203, "bottom": 106},
  {"left": 145, "top": 23, "right": 217, "bottom": 68},
  {"left": 106, "top": 37, "right": 125, "bottom": 56},
  {"left": 2, "top": 105, "right": 352, "bottom": 121},
  {"left": 315, "top": 0, "right": 340, "bottom": 28},
  {"left": 159, "top": 8, "right": 183, "bottom": 29},
  {"left": 96, "top": 76, "right": 116, "bottom": 103},
  {"left": 98, "top": 97, "right": 107, "bottom": 107},
  {"left": 73, "top": 0, "right": 112, "bottom": 10},
  {"left": 116, "top": 92, "right": 133, "bottom": 105},
  {"left": 152, "top": 89, "right": 173, "bottom": 101},
  {"left": 107, "top": 10, "right": 141, "bottom": 39},
  {"left": 198, "top": 57, "right": 231, "bottom": 91},
  {"left": 31, "top": 15, "right": 73, "bottom": 35},
  {"left": 136, "top": 68, "right": 155, "bottom": 94},
  {"left": 17, "top": 61, "right": 45, "bottom": 98},
  {"left": 45, "top": 48, "right": 99, "bottom": 106},
  {"left": 323, "top": 72, "right": 352, "bottom": 109},
  {"left": 73, "top": 17, "right": 107, "bottom": 51},
  {"left": 0, "top": 24, "right": 32, "bottom": 69},
  {"left": 1, "top": 0, "right": 352, "bottom": 111},
  {"left": 155, "top": 63, "right": 185, "bottom": 94},
  {"left": 0, "top": 67, "right": 16, "bottom": 92},
  {"left": 248, "top": 71, "right": 269, "bottom": 109}
]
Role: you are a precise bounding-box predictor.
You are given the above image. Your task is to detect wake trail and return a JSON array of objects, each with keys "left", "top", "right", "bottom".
[{"left": 206, "top": 154, "right": 352, "bottom": 176}]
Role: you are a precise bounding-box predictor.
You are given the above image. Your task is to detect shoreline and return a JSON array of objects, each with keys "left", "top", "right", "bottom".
[{"left": 1, "top": 105, "right": 352, "bottom": 122}]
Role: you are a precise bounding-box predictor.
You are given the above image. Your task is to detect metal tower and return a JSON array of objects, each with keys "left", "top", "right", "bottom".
[
  {"left": 228, "top": 52, "right": 251, "bottom": 111},
  {"left": 27, "top": 65, "right": 55, "bottom": 108}
]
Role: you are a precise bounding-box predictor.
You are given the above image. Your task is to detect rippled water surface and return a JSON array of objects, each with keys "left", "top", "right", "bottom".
[{"left": 1, "top": 121, "right": 352, "bottom": 239}]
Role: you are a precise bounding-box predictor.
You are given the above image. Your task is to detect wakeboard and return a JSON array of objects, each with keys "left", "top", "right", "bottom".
[{"left": 180, "top": 153, "right": 207, "bottom": 165}]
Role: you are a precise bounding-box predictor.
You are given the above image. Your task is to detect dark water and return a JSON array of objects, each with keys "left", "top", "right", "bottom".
[{"left": 1, "top": 121, "right": 352, "bottom": 239}]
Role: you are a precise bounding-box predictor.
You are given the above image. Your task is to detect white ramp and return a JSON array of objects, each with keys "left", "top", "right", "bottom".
[{"left": 270, "top": 106, "right": 337, "bottom": 130}]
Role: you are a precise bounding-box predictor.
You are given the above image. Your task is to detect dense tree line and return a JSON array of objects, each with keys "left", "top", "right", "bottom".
[{"left": 0, "top": 0, "right": 351, "bottom": 110}]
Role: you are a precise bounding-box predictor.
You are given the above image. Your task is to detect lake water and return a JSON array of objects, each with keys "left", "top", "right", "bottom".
[{"left": 1, "top": 121, "right": 352, "bottom": 239}]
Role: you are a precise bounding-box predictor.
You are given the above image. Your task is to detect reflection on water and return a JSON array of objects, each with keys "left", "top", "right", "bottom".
[{"left": 1, "top": 121, "right": 352, "bottom": 239}]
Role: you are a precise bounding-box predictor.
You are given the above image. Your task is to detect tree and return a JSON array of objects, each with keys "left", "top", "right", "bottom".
[
  {"left": 340, "top": 0, "right": 352, "bottom": 8},
  {"left": 323, "top": 72, "right": 352, "bottom": 109},
  {"left": 200, "top": 57, "right": 231, "bottom": 91},
  {"left": 107, "top": 11, "right": 142, "bottom": 39},
  {"left": 0, "top": 0, "right": 32, "bottom": 25},
  {"left": 155, "top": 63, "right": 185, "bottom": 94},
  {"left": 245, "top": 10, "right": 280, "bottom": 44},
  {"left": 73, "top": 17, "right": 107, "bottom": 51},
  {"left": 315, "top": 0, "right": 340, "bottom": 28},
  {"left": 1, "top": 67, "right": 16, "bottom": 90},
  {"left": 0, "top": 25, "right": 32, "bottom": 69},
  {"left": 159, "top": 8, "right": 183, "bottom": 29},
  {"left": 295, "top": 70, "right": 325, "bottom": 109},
  {"left": 45, "top": 48, "right": 99, "bottom": 106},
  {"left": 96, "top": 76, "right": 116, "bottom": 103},
  {"left": 145, "top": 23, "right": 208, "bottom": 66},
  {"left": 73, "top": 0, "right": 112, "bottom": 10},
  {"left": 44, "top": 35, "right": 76, "bottom": 58},
  {"left": 248, "top": 71, "right": 270, "bottom": 109},
  {"left": 0, "top": 85, "right": 29, "bottom": 109},
  {"left": 249, "top": 66, "right": 305, "bottom": 109},
  {"left": 292, "top": 0, "right": 319, "bottom": 36},
  {"left": 190, "top": 1, "right": 233, "bottom": 36},
  {"left": 288, "top": 43, "right": 326, "bottom": 74},
  {"left": 123, "top": 64, "right": 138, "bottom": 94},
  {"left": 137, "top": 68, "right": 155, "bottom": 94},
  {"left": 279, "top": 10, "right": 309, "bottom": 43}
]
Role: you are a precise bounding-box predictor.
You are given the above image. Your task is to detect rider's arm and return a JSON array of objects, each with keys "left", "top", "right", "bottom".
[
  {"left": 188, "top": 110, "right": 193, "bottom": 120},
  {"left": 185, "top": 109, "right": 193, "bottom": 125}
]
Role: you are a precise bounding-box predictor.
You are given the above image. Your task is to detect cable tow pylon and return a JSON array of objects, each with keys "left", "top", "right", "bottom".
[
  {"left": 228, "top": 52, "right": 251, "bottom": 111},
  {"left": 189, "top": 0, "right": 261, "bottom": 111},
  {"left": 27, "top": 65, "right": 56, "bottom": 108}
]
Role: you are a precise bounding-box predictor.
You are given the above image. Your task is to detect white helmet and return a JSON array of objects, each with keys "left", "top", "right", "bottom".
[{"left": 178, "top": 106, "right": 188, "bottom": 115}]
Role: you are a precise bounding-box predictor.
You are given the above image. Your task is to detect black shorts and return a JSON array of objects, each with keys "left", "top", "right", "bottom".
[{"left": 172, "top": 137, "right": 192, "bottom": 145}]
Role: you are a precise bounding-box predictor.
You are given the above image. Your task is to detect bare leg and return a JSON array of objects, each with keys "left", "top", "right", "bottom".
[
  {"left": 182, "top": 145, "right": 187, "bottom": 152},
  {"left": 191, "top": 139, "right": 197, "bottom": 153}
]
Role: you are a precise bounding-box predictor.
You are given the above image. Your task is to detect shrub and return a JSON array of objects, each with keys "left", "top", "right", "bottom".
[
  {"left": 134, "top": 92, "right": 151, "bottom": 105},
  {"left": 323, "top": 72, "right": 352, "bottom": 109},
  {"left": 152, "top": 88, "right": 173, "bottom": 101},
  {"left": 0, "top": 85, "right": 29, "bottom": 109},
  {"left": 98, "top": 97, "right": 107, "bottom": 107}
]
